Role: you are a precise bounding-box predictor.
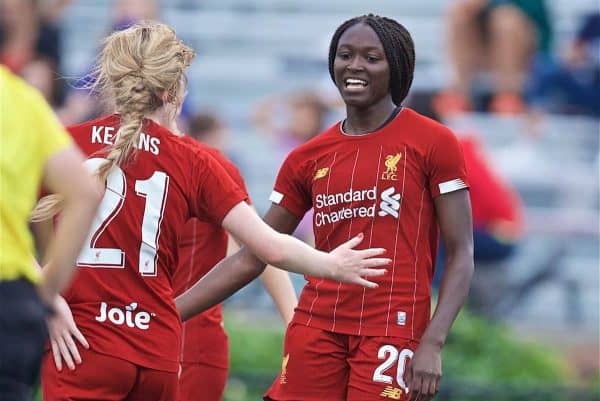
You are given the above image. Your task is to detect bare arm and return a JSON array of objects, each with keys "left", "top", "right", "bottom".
[
  {"left": 259, "top": 266, "right": 298, "bottom": 324},
  {"left": 406, "top": 189, "right": 474, "bottom": 400},
  {"left": 176, "top": 204, "right": 301, "bottom": 321},
  {"left": 221, "top": 202, "right": 388, "bottom": 280},
  {"left": 37, "top": 146, "right": 103, "bottom": 304}
]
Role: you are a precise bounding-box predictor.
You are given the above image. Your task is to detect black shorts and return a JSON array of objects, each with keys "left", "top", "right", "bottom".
[{"left": 0, "top": 279, "right": 49, "bottom": 401}]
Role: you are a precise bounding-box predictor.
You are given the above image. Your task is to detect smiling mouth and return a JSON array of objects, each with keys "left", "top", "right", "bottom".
[{"left": 344, "top": 78, "right": 368, "bottom": 89}]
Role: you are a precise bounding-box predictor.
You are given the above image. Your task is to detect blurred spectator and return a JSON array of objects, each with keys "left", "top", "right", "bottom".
[
  {"left": 433, "top": 0, "right": 553, "bottom": 116},
  {"left": 57, "top": 0, "right": 160, "bottom": 125},
  {"left": 432, "top": 131, "right": 525, "bottom": 297},
  {"left": 525, "top": 12, "right": 600, "bottom": 117},
  {"left": 21, "top": 57, "right": 61, "bottom": 107},
  {"left": 253, "top": 90, "right": 330, "bottom": 152},
  {"left": 188, "top": 111, "right": 231, "bottom": 156},
  {"left": 0, "top": 0, "right": 70, "bottom": 73}
]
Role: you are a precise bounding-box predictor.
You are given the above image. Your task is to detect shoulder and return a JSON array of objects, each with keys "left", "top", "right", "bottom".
[{"left": 402, "top": 108, "right": 456, "bottom": 139}]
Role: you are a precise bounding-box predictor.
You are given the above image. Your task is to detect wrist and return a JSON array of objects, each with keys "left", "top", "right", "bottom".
[{"left": 420, "top": 335, "right": 445, "bottom": 350}]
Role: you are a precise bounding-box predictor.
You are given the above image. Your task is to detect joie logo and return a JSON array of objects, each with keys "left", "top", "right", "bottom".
[
  {"left": 378, "top": 187, "right": 401, "bottom": 218},
  {"left": 95, "top": 302, "right": 154, "bottom": 330}
]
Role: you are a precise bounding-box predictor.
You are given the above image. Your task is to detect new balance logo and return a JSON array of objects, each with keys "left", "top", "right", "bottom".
[
  {"left": 378, "top": 187, "right": 400, "bottom": 218},
  {"left": 380, "top": 386, "right": 403, "bottom": 399}
]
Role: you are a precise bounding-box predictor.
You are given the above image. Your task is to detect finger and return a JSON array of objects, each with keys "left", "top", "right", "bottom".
[
  {"left": 359, "top": 268, "right": 387, "bottom": 277},
  {"left": 434, "top": 375, "right": 441, "bottom": 395},
  {"left": 360, "top": 257, "right": 391, "bottom": 268},
  {"left": 409, "top": 375, "right": 423, "bottom": 401},
  {"left": 421, "top": 375, "right": 434, "bottom": 399},
  {"left": 71, "top": 326, "right": 89, "bottom": 349},
  {"left": 356, "top": 247, "right": 386, "bottom": 258},
  {"left": 353, "top": 277, "right": 379, "bottom": 289},
  {"left": 341, "top": 233, "right": 364, "bottom": 249},
  {"left": 50, "top": 340, "right": 63, "bottom": 371},
  {"left": 57, "top": 337, "right": 75, "bottom": 370},
  {"left": 404, "top": 363, "right": 413, "bottom": 389},
  {"left": 64, "top": 333, "right": 82, "bottom": 364}
]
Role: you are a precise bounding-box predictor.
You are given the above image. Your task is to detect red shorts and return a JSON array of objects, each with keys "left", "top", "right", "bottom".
[
  {"left": 41, "top": 347, "right": 178, "bottom": 401},
  {"left": 178, "top": 361, "right": 228, "bottom": 401},
  {"left": 265, "top": 323, "right": 419, "bottom": 401}
]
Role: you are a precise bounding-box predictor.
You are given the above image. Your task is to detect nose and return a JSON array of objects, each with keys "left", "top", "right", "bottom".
[{"left": 346, "top": 55, "right": 364, "bottom": 72}]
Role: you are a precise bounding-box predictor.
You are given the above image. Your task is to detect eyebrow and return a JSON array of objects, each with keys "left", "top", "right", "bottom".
[{"left": 337, "top": 44, "right": 384, "bottom": 52}]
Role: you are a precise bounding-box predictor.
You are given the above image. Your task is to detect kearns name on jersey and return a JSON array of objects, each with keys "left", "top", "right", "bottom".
[{"left": 91, "top": 125, "right": 161, "bottom": 155}]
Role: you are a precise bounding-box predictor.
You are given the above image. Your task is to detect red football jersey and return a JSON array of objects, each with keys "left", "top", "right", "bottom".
[
  {"left": 270, "top": 108, "right": 468, "bottom": 340},
  {"left": 62, "top": 115, "right": 247, "bottom": 372},
  {"left": 173, "top": 138, "right": 250, "bottom": 366}
]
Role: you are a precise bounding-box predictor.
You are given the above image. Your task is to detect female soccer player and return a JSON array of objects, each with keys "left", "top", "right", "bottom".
[
  {"left": 174, "top": 137, "right": 297, "bottom": 401},
  {"left": 176, "top": 14, "right": 474, "bottom": 401},
  {"left": 33, "top": 21, "right": 388, "bottom": 401}
]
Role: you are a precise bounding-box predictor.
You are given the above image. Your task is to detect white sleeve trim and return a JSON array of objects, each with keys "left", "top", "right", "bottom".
[
  {"left": 438, "top": 178, "right": 467, "bottom": 194},
  {"left": 269, "top": 190, "right": 284, "bottom": 204}
]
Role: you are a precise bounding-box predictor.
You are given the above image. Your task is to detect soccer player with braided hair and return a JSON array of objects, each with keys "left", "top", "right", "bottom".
[
  {"left": 34, "top": 21, "right": 390, "bottom": 401},
  {"left": 175, "top": 14, "right": 474, "bottom": 401}
]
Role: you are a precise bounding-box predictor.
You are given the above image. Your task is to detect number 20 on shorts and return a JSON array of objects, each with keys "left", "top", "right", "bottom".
[{"left": 373, "top": 345, "right": 414, "bottom": 393}]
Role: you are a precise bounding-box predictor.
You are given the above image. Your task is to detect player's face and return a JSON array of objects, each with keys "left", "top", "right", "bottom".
[{"left": 333, "top": 23, "right": 391, "bottom": 109}]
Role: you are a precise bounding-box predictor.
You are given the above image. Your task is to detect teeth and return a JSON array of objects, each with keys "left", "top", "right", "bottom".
[{"left": 345, "top": 78, "right": 367, "bottom": 86}]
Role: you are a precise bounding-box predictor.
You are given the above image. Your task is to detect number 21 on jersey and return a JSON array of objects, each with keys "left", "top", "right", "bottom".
[{"left": 77, "top": 158, "right": 169, "bottom": 276}]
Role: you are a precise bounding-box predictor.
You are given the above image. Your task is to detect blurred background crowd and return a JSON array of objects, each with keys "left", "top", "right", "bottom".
[{"left": 1, "top": 0, "right": 598, "bottom": 400}]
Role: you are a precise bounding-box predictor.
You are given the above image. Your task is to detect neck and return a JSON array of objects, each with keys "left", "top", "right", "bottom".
[
  {"left": 146, "top": 107, "right": 181, "bottom": 135},
  {"left": 344, "top": 96, "right": 396, "bottom": 135}
]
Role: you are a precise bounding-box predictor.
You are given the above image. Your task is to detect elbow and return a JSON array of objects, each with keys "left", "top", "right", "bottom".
[
  {"left": 262, "top": 247, "right": 285, "bottom": 267},
  {"left": 260, "top": 236, "right": 286, "bottom": 267}
]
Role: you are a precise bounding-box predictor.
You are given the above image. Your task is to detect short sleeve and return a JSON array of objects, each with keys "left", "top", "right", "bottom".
[
  {"left": 33, "top": 90, "right": 72, "bottom": 162},
  {"left": 189, "top": 151, "right": 248, "bottom": 226},
  {"left": 208, "top": 149, "right": 252, "bottom": 206},
  {"left": 269, "top": 151, "right": 313, "bottom": 218},
  {"left": 427, "top": 128, "right": 469, "bottom": 197}
]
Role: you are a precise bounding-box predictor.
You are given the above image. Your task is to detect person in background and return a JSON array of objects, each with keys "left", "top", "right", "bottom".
[
  {"left": 36, "top": 21, "right": 388, "bottom": 401},
  {"left": 433, "top": 0, "right": 552, "bottom": 116},
  {"left": 176, "top": 14, "right": 474, "bottom": 401},
  {"left": 526, "top": 12, "right": 600, "bottom": 117},
  {"left": 0, "top": 65, "right": 101, "bottom": 401},
  {"left": 432, "top": 130, "right": 525, "bottom": 295},
  {"left": 175, "top": 112, "right": 298, "bottom": 401}
]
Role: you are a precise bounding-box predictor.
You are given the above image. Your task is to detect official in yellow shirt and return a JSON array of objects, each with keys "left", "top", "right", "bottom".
[{"left": 0, "top": 65, "right": 101, "bottom": 401}]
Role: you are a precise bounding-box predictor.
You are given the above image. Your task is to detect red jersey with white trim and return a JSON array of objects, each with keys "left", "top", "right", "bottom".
[
  {"left": 62, "top": 115, "right": 247, "bottom": 372},
  {"left": 270, "top": 108, "right": 468, "bottom": 340},
  {"left": 173, "top": 138, "right": 250, "bottom": 366}
]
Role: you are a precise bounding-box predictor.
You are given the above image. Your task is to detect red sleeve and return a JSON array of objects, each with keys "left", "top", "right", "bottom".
[
  {"left": 269, "top": 151, "right": 312, "bottom": 218},
  {"left": 189, "top": 150, "right": 248, "bottom": 226},
  {"left": 427, "top": 127, "right": 469, "bottom": 197},
  {"left": 206, "top": 148, "right": 252, "bottom": 206}
]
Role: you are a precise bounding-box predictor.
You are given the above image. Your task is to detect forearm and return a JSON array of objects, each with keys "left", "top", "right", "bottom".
[
  {"left": 176, "top": 248, "right": 267, "bottom": 321},
  {"left": 421, "top": 249, "right": 473, "bottom": 347},
  {"left": 269, "top": 232, "right": 341, "bottom": 278},
  {"left": 40, "top": 197, "right": 98, "bottom": 301},
  {"left": 259, "top": 266, "right": 298, "bottom": 324}
]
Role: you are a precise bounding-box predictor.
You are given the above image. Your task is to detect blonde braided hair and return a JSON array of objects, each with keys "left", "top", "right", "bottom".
[{"left": 31, "top": 21, "right": 194, "bottom": 222}]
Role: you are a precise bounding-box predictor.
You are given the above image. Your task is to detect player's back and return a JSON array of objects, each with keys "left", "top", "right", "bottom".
[{"left": 63, "top": 115, "right": 246, "bottom": 372}]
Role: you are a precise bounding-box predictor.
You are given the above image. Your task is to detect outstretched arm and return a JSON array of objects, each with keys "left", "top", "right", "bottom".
[
  {"left": 406, "top": 189, "right": 474, "bottom": 400},
  {"left": 176, "top": 204, "right": 300, "bottom": 321}
]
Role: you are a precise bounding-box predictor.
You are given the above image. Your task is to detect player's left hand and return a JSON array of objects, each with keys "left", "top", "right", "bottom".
[
  {"left": 47, "top": 295, "right": 89, "bottom": 371},
  {"left": 405, "top": 340, "right": 442, "bottom": 401}
]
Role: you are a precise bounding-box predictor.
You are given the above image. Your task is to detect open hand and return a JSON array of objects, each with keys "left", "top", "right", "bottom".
[
  {"left": 405, "top": 341, "right": 442, "bottom": 401},
  {"left": 47, "top": 295, "right": 89, "bottom": 371},
  {"left": 328, "top": 233, "right": 389, "bottom": 288}
]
